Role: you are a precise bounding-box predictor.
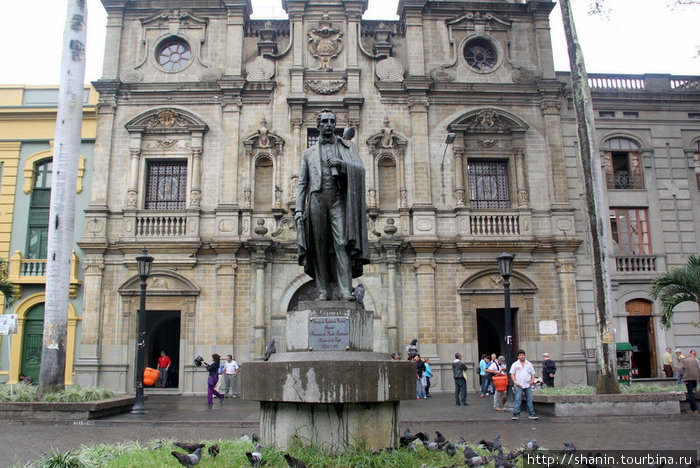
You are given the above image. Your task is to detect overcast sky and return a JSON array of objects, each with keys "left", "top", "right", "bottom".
[{"left": 1, "top": 0, "right": 698, "bottom": 86}]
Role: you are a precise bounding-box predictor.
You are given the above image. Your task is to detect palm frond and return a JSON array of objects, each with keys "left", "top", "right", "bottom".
[{"left": 649, "top": 254, "right": 700, "bottom": 329}]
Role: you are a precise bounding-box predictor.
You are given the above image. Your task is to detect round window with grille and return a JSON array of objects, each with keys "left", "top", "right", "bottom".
[
  {"left": 156, "top": 37, "right": 192, "bottom": 72},
  {"left": 463, "top": 38, "right": 498, "bottom": 72}
]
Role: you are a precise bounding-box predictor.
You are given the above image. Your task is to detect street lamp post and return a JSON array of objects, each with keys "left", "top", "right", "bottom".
[
  {"left": 131, "top": 248, "right": 153, "bottom": 414},
  {"left": 498, "top": 253, "right": 515, "bottom": 369}
]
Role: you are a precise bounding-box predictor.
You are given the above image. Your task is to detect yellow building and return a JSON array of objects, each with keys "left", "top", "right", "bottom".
[{"left": 0, "top": 86, "right": 97, "bottom": 384}]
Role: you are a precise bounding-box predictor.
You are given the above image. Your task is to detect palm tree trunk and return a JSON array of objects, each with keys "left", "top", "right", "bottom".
[
  {"left": 38, "top": 0, "right": 88, "bottom": 396},
  {"left": 559, "top": 0, "right": 620, "bottom": 394}
]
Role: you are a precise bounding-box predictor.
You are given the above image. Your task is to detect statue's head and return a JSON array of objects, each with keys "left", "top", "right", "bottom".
[{"left": 316, "top": 108, "right": 336, "bottom": 137}]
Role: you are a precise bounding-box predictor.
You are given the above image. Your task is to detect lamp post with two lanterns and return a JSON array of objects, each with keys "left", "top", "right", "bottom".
[{"left": 498, "top": 252, "right": 515, "bottom": 369}]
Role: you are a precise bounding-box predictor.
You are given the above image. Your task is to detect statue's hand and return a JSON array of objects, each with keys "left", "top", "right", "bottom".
[
  {"left": 294, "top": 211, "right": 302, "bottom": 222},
  {"left": 327, "top": 157, "right": 344, "bottom": 170}
]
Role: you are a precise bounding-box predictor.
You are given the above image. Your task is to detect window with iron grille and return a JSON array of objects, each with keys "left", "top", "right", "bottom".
[
  {"left": 26, "top": 160, "right": 52, "bottom": 259},
  {"left": 694, "top": 140, "right": 700, "bottom": 190},
  {"left": 145, "top": 160, "right": 188, "bottom": 210},
  {"left": 467, "top": 159, "right": 510, "bottom": 209},
  {"left": 610, "top": 208, "right": 651, "bottom": 255},
  {"left": 603, "top": 137, "right": 643, "bottom": 189},
  {"left": 306, "top": 128, "right": 344, "bottom": 148}
]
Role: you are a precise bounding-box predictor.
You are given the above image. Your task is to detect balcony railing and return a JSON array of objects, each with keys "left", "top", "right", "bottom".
[
  {"left": 576, "top": 73, "right": 700, "bottom": 92},
  {"left": 469, "top": 213, "right": 520, "bottom": 236},
  {"left": 135, "top": 214, "right": 188, "bottom": 237},
  {"left": 7, "top": 250, "right": 82, "bottom": 298},
  {"left": 614, "top": 255, "right": 657, "bottom": 272}
]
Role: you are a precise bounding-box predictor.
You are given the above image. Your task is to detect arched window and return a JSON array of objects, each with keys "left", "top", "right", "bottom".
[
  {"left": 27, "top": 160, "right": 52, "bottom": 259},
  {"left": 254, "top": 156, "right": 273, "bottom": 211},
  {"left": 377, "top": 156, "right": 397, "bottom": 211},
  {"left": 602, "top": 137, "right": 643, "bottom": 190}
]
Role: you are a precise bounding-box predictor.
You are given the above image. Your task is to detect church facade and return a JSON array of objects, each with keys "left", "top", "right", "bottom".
[{"left": 71, "top": 0, "right": 700, "bottom": 393}]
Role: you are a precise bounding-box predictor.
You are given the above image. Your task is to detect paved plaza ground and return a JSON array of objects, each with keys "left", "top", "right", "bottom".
[{"left": 2, "top": 392, "right": 698, "bottom": 466}]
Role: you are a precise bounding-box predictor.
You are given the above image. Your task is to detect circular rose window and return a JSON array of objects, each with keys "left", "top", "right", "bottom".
[
  {"left": 156, "top": 37, "right": 192, "bottom": 71},
  {"left": 463, "top": 38, "right": 497, "bottom": 72}
]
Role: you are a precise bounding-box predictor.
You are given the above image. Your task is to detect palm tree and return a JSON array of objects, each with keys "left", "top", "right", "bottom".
[
  {"left": 0, "top": 258, "right": 16, "bottom": 307},
  {"left": 650, "top": 255, "right": 700, "bottom": 329}
]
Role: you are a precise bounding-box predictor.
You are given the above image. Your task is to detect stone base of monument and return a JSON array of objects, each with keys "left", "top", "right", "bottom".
[{"left": 241, "top": 302, "right": 414, "bottom": 450}]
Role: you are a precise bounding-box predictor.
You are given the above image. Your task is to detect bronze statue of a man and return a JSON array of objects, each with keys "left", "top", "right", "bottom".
[{"left": 295, "top": 109, "right": 369, "bottom": 301}]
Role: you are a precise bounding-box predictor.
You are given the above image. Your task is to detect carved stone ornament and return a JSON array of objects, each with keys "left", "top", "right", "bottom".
[
  {"left": 246, "top": 56, "right": 275, "bottom": 81},
  {"left": 375, "top": 57, "right": 404, "bottom": 82},
  {"left": 429, "top": 66, "right": 455, "bottom": 82},
  {"left": 477, "top": 139, "right": 497, "bottom": 148},
  {"left": 466, "top": 109, "right": 508, "bottom": 130},
  {"left": 120, "top": 71, "right": 143, "bottom": 83},
  {"left": 199, "top": 68, "right": 223, "bottom": 82},
  {"left": 511, "top": 68, "right": 537, "bottom": 85},
  {"left": 256, "top": 118, "right": 271, "bottom": 148},
  {"left": 304, "top": 79, "right": 347, "bottom": 95},
  {"left": 146, "top": 109, "right": 188, "bottom": 128},
  {"left": 307, "top": 13, "right": 343, "bottom": 71}
]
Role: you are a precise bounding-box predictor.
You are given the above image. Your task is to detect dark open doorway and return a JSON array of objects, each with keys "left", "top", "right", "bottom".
[
  {"left": 477, "top": 308, "right": 518, "bottom": 360},
  {"left": 146, "top": 311, "right": 180, "bottom": 388},
  {"left": 627, "top": 316, "right": 655, "bottom": 378}
]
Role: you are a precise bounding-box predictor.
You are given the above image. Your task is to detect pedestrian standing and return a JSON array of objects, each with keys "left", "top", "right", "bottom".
[
  {"left": 157, "top": 350, "right": 171, "bottom": 388},
  {"left": 222, "top": 354, "right": 239, "bottom": 398},
  {"left": 662, "top": 347, "right": 674, "bottom": 378},
  {"left": 541, "top": 353, "right": 556, "bottom": 387},
  {"left": 674, "top": 349, "right": 686, "bottom": 384},
  {"left": 452, "top": 352, "right": 468, "bottom": 406},
  {"left": 510, "top": 349, "right": 538, "bottom": 420},
  {"left": 479, "top": 354, "right": 491, "bottom": 397},
  {"left": 414, "top": 354, "right": 426, "bottom": 399},
  {"left": 423, "top": 357, "right": 433, "bottom": 397},
  {"left": 679, "top": 349, "right": 699, "bottom": 414},
  {"left": 488, "top": 355, "right": 508, "bottom": 411},
  {"left": 204, "top": 354, "right": 224, "bottom": 408}
]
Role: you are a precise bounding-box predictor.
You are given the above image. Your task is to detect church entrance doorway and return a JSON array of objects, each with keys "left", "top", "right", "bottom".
[
  {"left": 146, "top": 311, "right": 180, "bottom": 388},
  {"left": 477, "top": 307, "right": 518, "bottom": 361}
]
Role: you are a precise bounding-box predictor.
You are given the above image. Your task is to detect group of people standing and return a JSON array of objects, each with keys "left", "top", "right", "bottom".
[
  {"left": 404, "top": 339, "right": 433, "bottom": 399},
  {"left": 201, "top": 353, "right": 240, "bottom": 408}
]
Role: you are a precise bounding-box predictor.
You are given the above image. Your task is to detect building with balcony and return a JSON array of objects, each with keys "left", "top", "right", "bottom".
[
  {"left": 0, "top": 86, "right": 97, "bottom": 384},
  {"left": 56, "top": 0, "right": 700, "bottom": 394}
]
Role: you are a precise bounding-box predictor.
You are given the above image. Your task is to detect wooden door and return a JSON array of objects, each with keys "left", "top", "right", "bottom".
[{"left": 625, "top": 299, "right": 657, "bottom": 377}]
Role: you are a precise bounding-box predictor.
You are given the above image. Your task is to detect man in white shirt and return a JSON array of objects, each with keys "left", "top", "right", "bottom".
[
  {"left": 509, "top": 349, "right": 538, "bottom": 420},
  {"left": 222, "top": 354, "right": 240, "bottom": 398}
]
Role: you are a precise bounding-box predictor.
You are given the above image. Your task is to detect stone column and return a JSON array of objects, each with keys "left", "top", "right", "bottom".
[
  {"left": 381, "top": 232, "right": 404, "bottom": 355},
  {"left": 539, "top": 91, "right": 567, "bottom": 205},
  {"left": 514, "top": 148, "right": 529, "bottom": 208},
  {"left": 224, "top": 2, "right": 248, "bottom": 76},
  {"left": 101, "top": 7, "right": 124, "bottom": 79},
  {"left": 453, "top": 146, "right": 466, "bottom": 207},
  {"left": 402, "top": 3, "right": 427, "bottom": 77},
  {"left": 555, "top": 253, "right": 579, "bottom": 342},
  {"left": 408, "top": 96, "right": 431, "bottom": 204},
  {"left": 413, "top": 254, "right": 437, "bottom": 355},
  {"left": 220, "top": 99, "right": 241, "bottom": 205},
  {"left": 248, "top": 237, "right": 273, "bottom": 358},
  {"left": 74, "top": 257, "right": 104, "bottom": 386},
  {"left": 126, "top": 147, "right": 141, "bottom": 208},
  {"left": 190, "top": 147, "right": 202, "bottom": 208},
  {"left": 216, "top": 257, "right": 238, "bottom": 346}
]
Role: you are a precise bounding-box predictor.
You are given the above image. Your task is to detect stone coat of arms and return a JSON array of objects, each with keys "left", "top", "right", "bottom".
[{"left": 307, "top": 13, "right": 343, "bottom": 71}]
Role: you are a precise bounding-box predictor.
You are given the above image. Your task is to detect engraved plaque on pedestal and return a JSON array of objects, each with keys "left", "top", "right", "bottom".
[{"left": 287, "top": 301, "right": 374, "bottom": 352}]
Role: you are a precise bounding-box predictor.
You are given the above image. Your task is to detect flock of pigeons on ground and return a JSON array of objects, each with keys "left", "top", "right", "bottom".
[
  {"left": 169, "top": 429, "right": 699, "bottom": 467},
  {"left": 169, "top": 433, "right": 307, "bottom": 467}
]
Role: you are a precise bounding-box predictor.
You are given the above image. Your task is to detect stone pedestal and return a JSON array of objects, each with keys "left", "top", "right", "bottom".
[{"left": 241, "top": 301, "right": 415, "bottom": 450}]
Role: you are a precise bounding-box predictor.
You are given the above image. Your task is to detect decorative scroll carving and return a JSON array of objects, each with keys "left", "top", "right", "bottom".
[
  {"left": 146, "top": 109, "right": 189, "bottom": 128},
  {"left": 512, "top": 68, "right": 537, "bottom": 85},
  {"left": 376, "top": 57, "right": 404, "bottom": 82},
  {"left": 430, "top": 66, "right": 456, "bottom": 82},
  {"left": 304, "top": 79, "right": 347, "bottom": 95},
  {"left": 246, "top": 56, "right": 275, "bottom": 81},
  {"left": 466, "top": 109, "right": 509, "bottom": 130},
  {"left": 307, "top": 13, "right": 343, "bottom": 71}
]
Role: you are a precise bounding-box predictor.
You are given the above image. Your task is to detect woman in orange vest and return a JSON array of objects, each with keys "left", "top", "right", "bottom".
[{"left": 487, "top": 355, "right": 509, "bottom": 411}]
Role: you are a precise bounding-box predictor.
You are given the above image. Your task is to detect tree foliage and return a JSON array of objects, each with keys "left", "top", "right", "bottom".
[
  {"left": 0, "top": 258, "right": 16, "bottom": 308},
  {"left": 650, "top": 255, "right": 700, "bottom": 329}
]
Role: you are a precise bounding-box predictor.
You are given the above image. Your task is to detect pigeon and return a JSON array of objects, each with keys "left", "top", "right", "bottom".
[
  {"left": 264, "top": 339, "right": 276, "bottom": 361},
  {"left": 465, "top": 454, "right": 489, "bottom": 468},
  {"left": 463, "top": 446, "right": 481, "bottom": 460},
  {"left": 479, "top": 434, "right": 502, "bottom": 452},
  {"left": 252, "top": 432, "right": 260, "bottom": 443},
  {"left": 208, "top": 444, "right": 219, "bottom": 458},
  {"left": 173, "top": 442, "right": 205, "bottom": 453},
  {"left": 434, "top": 431, "right": 446, "bottom": 444},
  {"left": 414, "top": 432, "right": 429, "bottom": 442},
  {"left": 442, "top": 441, "right": 457, "bottom": 456},
  {"left": 563, "top": 442, "right": 577, "bottom": 452},
  {"left": 171, "top": 447, "right": 202, "bottom": 467},
  {"left": 423, "top": 440, "right": 439, "bottom": 451},
  {"left": 457, "top": 437, "right": 467, "bottom": 445},
  {"left": 494, "top": 458, "right": 518, "bottom": 468},
  {"left": 407, "top": 441, "right": 417, "bottom": 452},
  {"left": 342, "top": 126, "right": 356, "bottom": 141},
  {"left": 239, "top": 434, "right": 251, "bottom": 442},
  {"left": 284, "top": 453, "right": 309, "bottom": 468},
  {"left": 525, "top": 439, "right": 539, "bottom": 451},
  {"left": 246, "top": 444, "right": 262, "bottom": 468}
]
